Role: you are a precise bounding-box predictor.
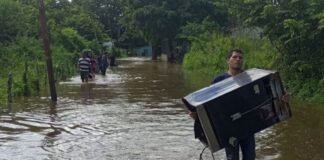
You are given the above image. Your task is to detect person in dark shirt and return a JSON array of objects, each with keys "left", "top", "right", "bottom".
[
  {"left": 189, "top": 48, "right": 290, "bottom": 160},
  {"left": 100, "top": 52, "right": 109, "bottom": 75}
]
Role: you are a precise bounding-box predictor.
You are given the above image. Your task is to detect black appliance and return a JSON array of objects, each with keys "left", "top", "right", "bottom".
[{"left": 182, "top": 68, "right": 292, "bottom": 153}]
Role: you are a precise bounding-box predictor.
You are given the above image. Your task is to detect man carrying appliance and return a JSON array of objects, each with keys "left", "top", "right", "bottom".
[{"left": 188, "top": 48, "right": 290, "bottom": 160}]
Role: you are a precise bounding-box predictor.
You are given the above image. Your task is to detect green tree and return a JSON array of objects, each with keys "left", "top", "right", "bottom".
[
  {"left": 210, "top": 0, "right": 324, "bottom": 102},
  {"left": 44, "top": 0, "right": 109, "bottom": 52},
  {"left": 0, "top": 0, "right": 26, "bottom": 42},
  {"left": 72, "top": 0, "right": 123, "bottom": 40},
  {"left": 120, "top": 0, "right": 228, "bottom": 61}
]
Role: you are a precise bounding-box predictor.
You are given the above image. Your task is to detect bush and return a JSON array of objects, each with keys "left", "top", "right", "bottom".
[
  {"left": 183, "top": 32, "right": 277, "bottom": 77},
  {"left": 0, "top": 39, "right": 78, "bottom": 104}
]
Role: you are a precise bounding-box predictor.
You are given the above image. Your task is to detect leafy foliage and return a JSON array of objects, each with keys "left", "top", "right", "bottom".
[
  {"left": 231, "top": 0, "right": 324, "bottom": 102},
  {"left": 60, "top": 27, "right": 91, "bottom": 52},
  {"left": 120, "top": 0, "right": 228, "bottom": 60},
  {"left": 1, "top": 0, "right": 323, "bottom": 105},
  {"left": 181, "top": 0, "right": 324, "bottom": 103},
  {"left": 183, "top": 32, "right": 277, "bottom": 76},
  {"left": 0, "top": 0, "right": 25, "bottom": 42},
  {"left": 73, "top": 0, "right": 123, "bottom": 40},
  {"left": 0, "top": 0, "right": 106, "bottom": 105}
]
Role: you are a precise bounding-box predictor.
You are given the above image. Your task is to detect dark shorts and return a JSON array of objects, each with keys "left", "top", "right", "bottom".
[{"left": 80, "top": 71, "right": 89, "bottom": 82}]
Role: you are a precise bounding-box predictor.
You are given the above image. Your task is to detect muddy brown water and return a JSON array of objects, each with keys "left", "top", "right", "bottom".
[{"left": 1, "top": 58, "right": 324, "bottom": 160}]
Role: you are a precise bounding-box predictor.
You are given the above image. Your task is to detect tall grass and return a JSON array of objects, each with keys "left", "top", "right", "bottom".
[
  {"left": 183, "top": 33, "right": 277, "bottom": 77},
  {"left": 0, "top": 40, "right": 78, "bottom": 106}
]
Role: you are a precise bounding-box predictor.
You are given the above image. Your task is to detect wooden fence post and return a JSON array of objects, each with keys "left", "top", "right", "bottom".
[
  {"left": 23, "top": 61, "right": 30, "bottom": 96},
  {"left": 38, "top": 0, "right": 57, "bottom": 101},
  {"left": 7, "top": 72, "right": 13, "bottom": 103}
]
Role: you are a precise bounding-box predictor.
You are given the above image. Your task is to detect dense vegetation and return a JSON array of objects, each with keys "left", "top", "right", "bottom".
[
  {"left": 0, "top": 0, "right": 323, "bottom": 106},
  {"left": 184, "top": 0, "right": 324, "bottom": 104},
  {"left": 0, "top": 0, "right": 109, "bottom": 106}
]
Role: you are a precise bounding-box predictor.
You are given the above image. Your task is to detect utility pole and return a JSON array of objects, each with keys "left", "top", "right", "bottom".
[{"left": 38, "top": 0, "right": 57, "bottom": 101}]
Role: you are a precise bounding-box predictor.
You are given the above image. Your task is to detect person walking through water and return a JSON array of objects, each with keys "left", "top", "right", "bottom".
[
  {"left": 84, "top": 50, "right": 93, "bottom": 79},
  {"left": 188, "top": 48, "right": 290, "bottom": 160},
  {"left": 97, "top": 53, "right": 102, "bottom": 73},
  {"left": 90, "top": 54, "right": 97, "bottom": 78},
  {"left": 100, "top": 52, "right": 109, "bottom": 75},
  {"left": 109, "top": 51, "right": 117, "bottom": 67},
  {"left": 78, "top": 51, "right": 91, "bottom": 82}
]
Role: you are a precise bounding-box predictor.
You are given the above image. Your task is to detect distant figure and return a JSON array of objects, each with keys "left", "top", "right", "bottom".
[
  {"left": 90, "top": 56, "right": 97, "bottom": 78},
  {"left": 96, "top": 53, "right": 102, "bottom": 73},
  {"left": 109, "top": 55, "right": 117, "bottom": 66},
  {"left": 109, "top": 52, "right": 117, "bottom": 67},
  {"left": 84, "top": 49, "right": 93, "bottom": 79},
  {"left": 78, "top": 51, "right": 91, "bottom": 82},
  {"left": 100, "top": 52, "right": 109, "bottom": 75}
]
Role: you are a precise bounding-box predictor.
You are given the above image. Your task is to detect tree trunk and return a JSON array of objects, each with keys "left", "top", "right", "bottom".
[
  {"left": 7, "top": 72, "right": 13, "bottom": 103},
  {"left": 23, "top": 61, "right": 30, "bottom": 96},
  {"left": 165, "top": 39, "right": 175, "bottom": 63},
  {"left": 38, "top": 0, "right": 57, "bottom": 101},
  {"left": 152, "top": 45, "right": 158, "bottom": 60}
]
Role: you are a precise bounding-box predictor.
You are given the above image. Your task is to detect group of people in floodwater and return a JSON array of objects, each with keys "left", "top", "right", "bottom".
[{"left": 78, "top": 49, "right": 117, "bottom": 82}]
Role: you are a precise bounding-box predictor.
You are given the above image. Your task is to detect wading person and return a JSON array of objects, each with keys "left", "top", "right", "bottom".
[
  {"left": 78, "top": 51, "right": 91, "bottom": 82},
  {"left": 189, "top": 48, "right": 290, "bottom": 160},
  {"left": 100, "top": 52, "right": 109, "bottom": 75}
]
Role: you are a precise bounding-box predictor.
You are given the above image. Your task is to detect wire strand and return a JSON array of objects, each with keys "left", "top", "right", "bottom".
[
  {"left": 199, "top": 145, "right": 208, "bottom": 160},
  {"left": 211, "top": 151, "right": 216, "bottom": 160}
]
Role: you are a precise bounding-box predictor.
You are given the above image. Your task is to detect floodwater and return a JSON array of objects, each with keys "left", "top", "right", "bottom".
[{"left": 1, "top": 58, "right": 324, "bottom": 160}]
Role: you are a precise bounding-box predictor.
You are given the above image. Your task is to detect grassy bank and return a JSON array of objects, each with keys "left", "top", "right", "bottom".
[{"left": 0, "top": 42, "right": 78, "bottom": 107}]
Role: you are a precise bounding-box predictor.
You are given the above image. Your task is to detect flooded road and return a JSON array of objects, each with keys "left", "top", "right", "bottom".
[{"left": 1, "top": 58, "right": 324, "bottom": 160}]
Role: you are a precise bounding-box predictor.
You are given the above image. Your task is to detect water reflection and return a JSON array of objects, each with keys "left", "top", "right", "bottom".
[
  {"left": 42, "top": 101, "right": 61, "bottom": 151},
  {"left": 0, "top": 59, "right": 323, "bottom": 160}
]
